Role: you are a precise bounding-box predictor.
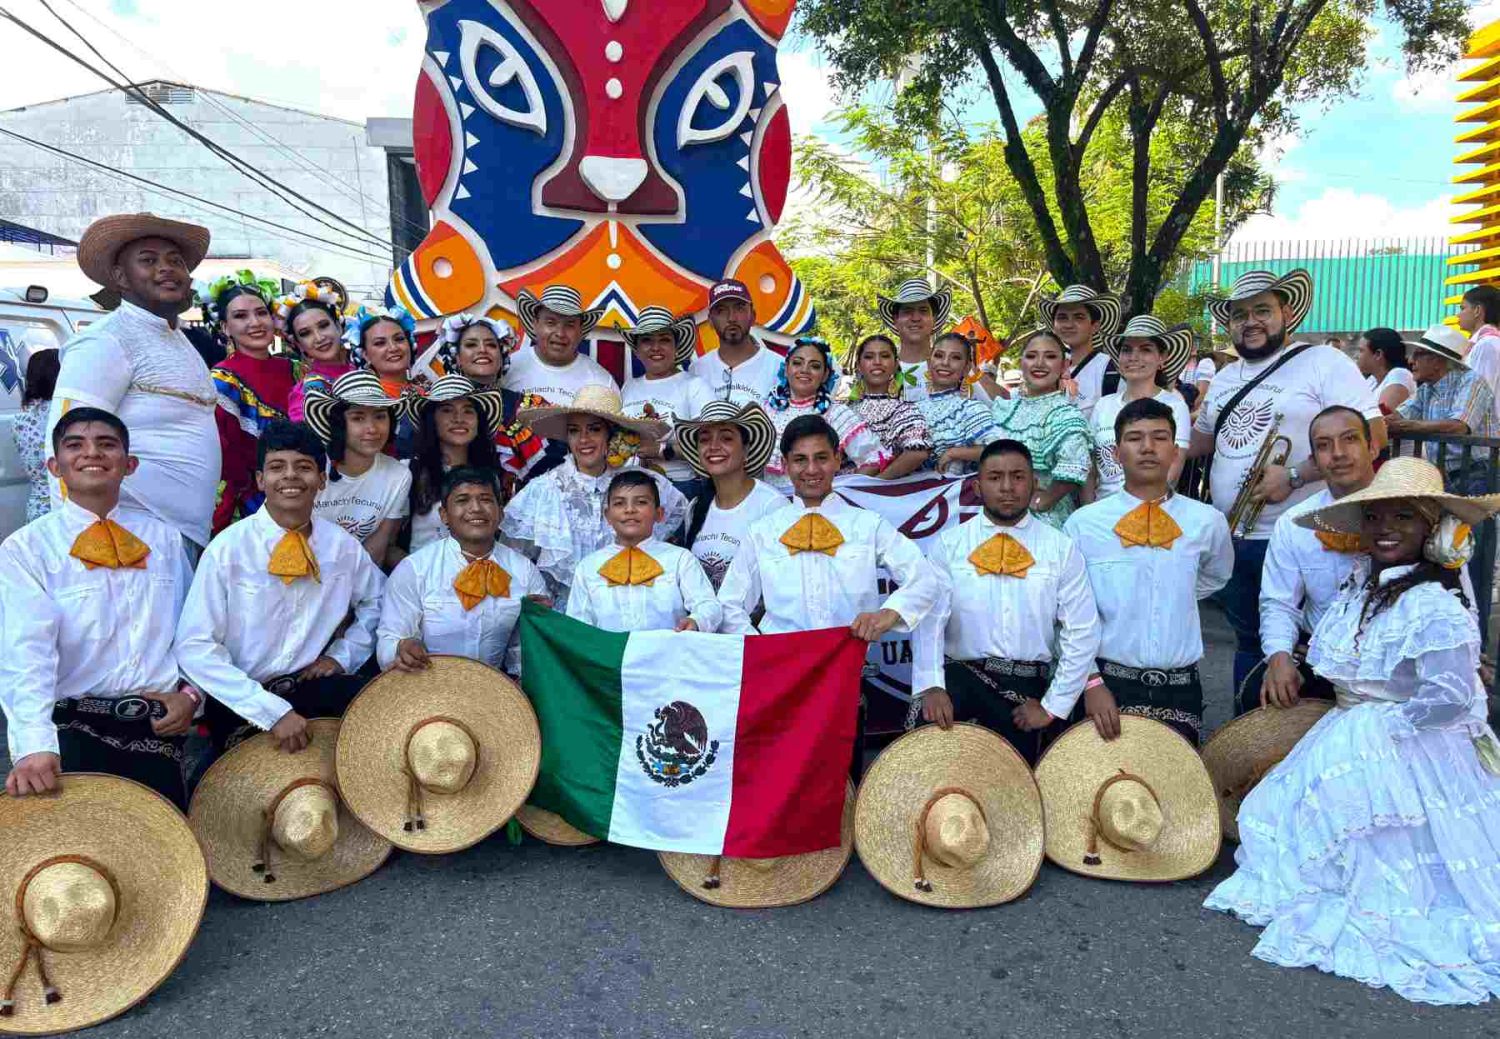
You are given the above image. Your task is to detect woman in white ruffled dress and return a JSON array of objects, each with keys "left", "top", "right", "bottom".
[{"left": 1205, "top": 457, "right": 1500, "bottom": 1006}]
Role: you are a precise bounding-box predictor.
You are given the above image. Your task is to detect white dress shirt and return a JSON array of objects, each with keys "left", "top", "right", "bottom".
[
  {"left": 377, "top": 539, "right": 547, "bottom": 672},
  {"left": 47, "top": 301, "right": 221, "bottom": 547},
  {"left": 912, "top": 512, "right": 1101, "bottom": 719},
  {"left": 0, "top": 500, "right": 192, "bottom": 761},
  {"left": 1064, "top": 491, "right": 1233, "bottom": 669},
  {"left": 174, "top": 509, "right": 385, "bottom": 731},
  {"left": 566, "top": 538, "right": 723, "bottom": 633},
  {"left": 1258, "top": 488, "right": 1355, "bottom": 658},
  {"left": 718, "top": 494, "right": 940, "bottom": 635}
]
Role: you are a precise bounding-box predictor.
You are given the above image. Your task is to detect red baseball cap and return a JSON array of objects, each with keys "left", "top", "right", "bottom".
[{"left": 708, "top": 279, "right": 753, "bottom": 309}]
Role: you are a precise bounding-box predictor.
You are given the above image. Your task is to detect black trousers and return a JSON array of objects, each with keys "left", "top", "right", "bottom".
[
  {"left": 53, "top": 698, "right": 187, "bottom": 810},
  {"left": 941, "top": 659, "right": 1061, "bottom": 766},
  {"left": 204, "top": 673, "right": 368, "bottom": 754},
  {"left": 1093, "top": 659, "right": 1204, "bottom": 747},
  {"left": 1234, "top": 656, "right": 1336, "bottom": 717}
]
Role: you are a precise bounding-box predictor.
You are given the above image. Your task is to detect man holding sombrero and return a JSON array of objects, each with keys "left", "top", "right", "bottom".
[
  {"left": 1386, "top": 324, "right": 1497, "bottom": 494},
  {"left": 1188, "top": 268, "right": 1383, "bottom": 694},
  {"left": 47, "top": 213, "right": 221, "bottom": 555},
  {"left": 501, "top": 285, "right": 615, "bottom": 405},
  {"left": 1038, "top": 283, "right": 1123, "bottom": 421}
]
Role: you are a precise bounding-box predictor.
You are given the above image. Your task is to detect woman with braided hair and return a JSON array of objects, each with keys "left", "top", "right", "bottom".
[{"left": 1206, "top": 457, "right": 1500, "bottom": 1005}]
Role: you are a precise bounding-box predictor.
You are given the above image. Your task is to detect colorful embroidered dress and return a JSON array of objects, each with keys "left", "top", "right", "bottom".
[
  {"left": 917, "top": 389, "right": 1002, "bottom": 474},
  {"left": 991, "top": 390, "right": 1092, "bottom": 529},
  {"left": 211, "top": 351, "right": 299, "bottom": 534},
  {"left": 763, "top": 398, "right": 886, "bottom": 493},
  {"left": 287, "top": 359, "right": 354, "bottom": 424},
  {"left": 850, "top": 393, "right": 934, "bottom": 461}
]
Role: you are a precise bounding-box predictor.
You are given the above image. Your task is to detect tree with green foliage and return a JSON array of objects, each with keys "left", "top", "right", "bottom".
[{"left": 796, "top": 0, "right": 1470, "bottom": 315}]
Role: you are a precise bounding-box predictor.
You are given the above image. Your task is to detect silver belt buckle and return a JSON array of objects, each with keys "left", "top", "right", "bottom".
[{"left": 1140, "top": 669, "right": 1170, "bottom": 688}]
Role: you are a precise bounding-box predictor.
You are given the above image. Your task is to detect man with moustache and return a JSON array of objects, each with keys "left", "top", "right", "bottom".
[
  {"left": 502, "top": 285, "right": 616, "bottom": 405},
  {"left": 688, "top": 279, "right": 784, "bottom": 405},
  {"left": 910, "top": 439, "right": 1100, "bottom": 763},
  {"left": 48, "top": 214, "right": 221, "bottom": 556},
  {"left": 1189, "top": 269, "right": 1383, "bottom": 695}
]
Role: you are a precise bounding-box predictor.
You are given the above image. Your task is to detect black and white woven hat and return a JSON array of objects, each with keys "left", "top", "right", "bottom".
[
  {"left": 1106, "top": 315, "right": 1197, "bottom": 383},
  {"left": 670, "top": 400, "right": 777, "bottom": 477},
  {"left": 516, "top": 285, "right": 604, "bottom": 338},
  {"left": 302, "top": 370, "right": 402, "bottom": 446},
  {"left": 1037, "top": 285, "right": 1123, "bottom": 340},
  {"left": 620, "top": 305, "right": 699, "bottom": 369},
  {"left": 1207, "top": 268, "right": 1313, "bottom": 333},
  {"left": 877, "top": 279, "right": 953, "bottom": 333}
]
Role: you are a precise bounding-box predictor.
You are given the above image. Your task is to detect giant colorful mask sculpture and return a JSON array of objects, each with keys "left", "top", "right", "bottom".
[{"left": 389, "top": 0, "right": 814, "bottom": 375}]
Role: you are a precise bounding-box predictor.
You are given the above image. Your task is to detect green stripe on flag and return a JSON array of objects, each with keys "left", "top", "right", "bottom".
[{"left": 518, "top": 600, "right": 628, "bottom": 838}]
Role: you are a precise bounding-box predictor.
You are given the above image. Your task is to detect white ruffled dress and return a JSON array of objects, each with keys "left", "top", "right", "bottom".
[
  {"left": 499, "top": 457, "right": 688, "bottom": 610},
  {"left": 1205, "top": 562, "right": 1500, "bottom": 1005}
]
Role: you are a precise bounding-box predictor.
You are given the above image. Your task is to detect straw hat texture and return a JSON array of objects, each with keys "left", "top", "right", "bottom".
[
  {"left": 877, "top": 279, "right": 953, "bottom": 333},
  {"left": 516, "top": 385, "right": 670, "bottom": 442},
  {"left": 658, "top": 780, "right": 856, "bottom": 909},
  {"left": 0, "top": 773, "right": 207, "bottom": 1035},
  {"left": 854, "top": 724, "right": 1044, "bottom": 909},
  {"left": 1201, "top": 701, "right": 1334, "bottom": 842},
  {"left": 1034, "top": 717, "right": 1220, "bottom": 882},
  {"left": 619, "top": 305, "right": 699, "bottom": 369},
  {"left": 189, "top": 719, "right": 392, "bottom": 901},
  {"left": 514, "top": 805, "right": 600, "bottom": 847},
  {"left": 1106, "top": 315, "right": 1196, "bottom": 383},
  {"left": 516, "top": 286, "right": 603, "bottom": 338},
  {"left": 403, "top": 374, "right": 508, "bottom": 437},
  {"left": 1295, "top": 456, "right": 1500, "bottom": 534},
  {"left": 335, "top": 657, "right": 542, "bottom": 854},
  {"left": 76, "top": 213, "right": 210, "bottom": 287},
  {"left": 1036, "top": 285, "right": 1123, "bottom": 339},
  {"left": 1206, "top": 268, "right": 1313, "bottom": 333}
]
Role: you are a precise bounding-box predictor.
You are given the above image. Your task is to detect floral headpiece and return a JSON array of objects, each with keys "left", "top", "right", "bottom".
[
  {"left": 769, "top": 336, "right": 839, "bottom": 414},
  {"left": 196, "top": 269, "right": 281, "bottom": 327},
  {"left": 273, "top": 280, "right": 343, "bottom": 327},
  {"left": 436, "top": 313, "right": 517, "bottom": 376},
  {"left": 345, "top": 305, "right": 418, "bottom": 369}
]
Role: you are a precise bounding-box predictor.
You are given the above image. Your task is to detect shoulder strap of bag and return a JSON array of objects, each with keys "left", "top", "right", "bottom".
[
  {"left": 1070, "top": 348, "right": 1101, "bottom": 379},
  {"left": 1210, "top": 342, "right": 1318, "bottom": 443}
]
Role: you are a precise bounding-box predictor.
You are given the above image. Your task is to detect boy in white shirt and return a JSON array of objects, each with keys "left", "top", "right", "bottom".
[{"left": 567, "top": 470, "right": 721, "bottom": 633}]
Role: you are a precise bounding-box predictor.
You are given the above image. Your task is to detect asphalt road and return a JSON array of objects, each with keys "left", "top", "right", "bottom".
[{"left": 6, "top": 606, "right": 1500, "bottom": 1039}]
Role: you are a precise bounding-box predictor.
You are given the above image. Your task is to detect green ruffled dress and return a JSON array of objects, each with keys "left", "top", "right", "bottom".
[{"left": 990, "top": 391, "right": 1093, "bottom": 529}]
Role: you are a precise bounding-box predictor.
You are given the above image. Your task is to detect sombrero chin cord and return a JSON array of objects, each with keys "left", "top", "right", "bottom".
[
  {"left": 3, "top": 854, "right": 121, "bottom": 1015},
  {"left": 912, "top": 786, "right": 987, "bottom": 892}
]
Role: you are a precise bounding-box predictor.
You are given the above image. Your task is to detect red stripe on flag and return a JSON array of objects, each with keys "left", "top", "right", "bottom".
[{"left": 723, "top": 627, "right": 865, "bottom": 858}]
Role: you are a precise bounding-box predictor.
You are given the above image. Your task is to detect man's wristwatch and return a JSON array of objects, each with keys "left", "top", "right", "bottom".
[{"left": 1287, "top": 465, "right": 1304, "bottom": 491}]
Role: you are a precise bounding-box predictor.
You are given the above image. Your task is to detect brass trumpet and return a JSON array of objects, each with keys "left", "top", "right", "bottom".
[{"left": 1226, "top": 414, "right": 1292, "bottom": 538}]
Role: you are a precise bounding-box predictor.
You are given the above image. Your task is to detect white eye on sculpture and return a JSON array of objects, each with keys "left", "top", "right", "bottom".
[
  {"left": 458, "top": 19, "right": 547, "bottom": 136},
  {"left": 677, "top": 51, "right": 756, "bottom": 148}
]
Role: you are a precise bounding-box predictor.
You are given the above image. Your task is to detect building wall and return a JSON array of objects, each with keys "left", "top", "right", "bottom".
[{"left": 0, "top": 83, "right": 400, "bottom": 298}]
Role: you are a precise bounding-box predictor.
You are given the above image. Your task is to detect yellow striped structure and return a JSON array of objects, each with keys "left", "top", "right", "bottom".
[{"left": 1448, "top": 19, "right": 1500, "bottom": 321}]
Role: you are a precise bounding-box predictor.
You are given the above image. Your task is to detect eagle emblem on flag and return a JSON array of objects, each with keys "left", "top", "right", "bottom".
[{"left": 637, "top": 701, "right": 719, "bottom": 787}]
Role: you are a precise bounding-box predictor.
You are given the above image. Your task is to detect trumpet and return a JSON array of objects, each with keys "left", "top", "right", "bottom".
[{"left": 1226, "top": 414, "right": 1292, "bottom": 538}]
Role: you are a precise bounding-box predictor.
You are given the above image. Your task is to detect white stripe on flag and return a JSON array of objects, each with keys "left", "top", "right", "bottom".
[{"left": 607, "top": 630, "right": 745, "bottom": 853}]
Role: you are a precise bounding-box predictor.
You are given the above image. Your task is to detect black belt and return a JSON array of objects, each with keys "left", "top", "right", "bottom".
[
  {"left": 1098, "top": 660, "right": 1199, "bottom": 689},
  {"left": 54, "top": 695, "right": 168, "bottom": 723},
  {"left": 977, "top": 658, "right": 1053, "bottom": 681}
]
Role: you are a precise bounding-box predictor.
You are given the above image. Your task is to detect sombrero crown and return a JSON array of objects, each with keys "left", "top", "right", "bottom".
[
  {"left": 1207, "top": 268, "right": 1313, "bottom": 333},
  {"left": 302, "top": 370, "right": 403, "bottom": 446},
  {"left": 877, "top": 279, "right": 953, "bottom": 334},
  {"left": 620, "top": 305, "right": 699, "bottom": 369},
  {"left": 403, "top": 374, "right": 508, "bottom": 437},
  {"left": 671, "top": 400, "right": 777, "bottom": 478},
  {"left": 77, "top": 213, "right": 211, "bottom": 287},
  {"left": 1107, "top": 316, "right": 1196, "bottom": 383},
  {"left": 516, "top": 285, "right": 604, "bottom": 338},
  {"left": 516, "top": 384, "right": 670, "bottom": 441}
]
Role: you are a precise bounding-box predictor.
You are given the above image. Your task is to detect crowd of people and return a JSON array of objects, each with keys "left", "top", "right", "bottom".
[{"left": 3, "top": 212, "right": 1500, "bottom": 1021}]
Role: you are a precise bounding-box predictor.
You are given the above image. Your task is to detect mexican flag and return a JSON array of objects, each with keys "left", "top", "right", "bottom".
[{"left": 518, "top": 601, "right": 864, "bottom": 857}]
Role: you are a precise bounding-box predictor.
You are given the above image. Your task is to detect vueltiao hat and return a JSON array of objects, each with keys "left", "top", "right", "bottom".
[
  {"left": 302, "top": 370, "right": 402, "bottom": 446},
  {"left": 516, "top": 384, "right": 670, "bottom": 442},
  {"left": 1106, "top": 316, "right": 1196, "bottom": 383},
  {"left": 1295, "top": 456, "right": 1500, "bottom": 534},
  {"left": 188, "top": 718, "right": 392, "bottom": 901},
  {"left": 1201, "top": 701, "right": 1334, "bottom": 842},
  {"left": 658, "top": 780, "right": 855, "bottom": 908},
  {"left": 403, "top": 374, "right": 508, "bottom": 438},
  {"left": 877, "top": 279, "right": 953, "bottom": 333},
  {"left": 1037, "top": 285, "right": 1123, "bottom": 341},
  {"left": 670, "top": 400, "right": 777, "bottom": 478},
  {"left": 1207, "top": 268, "right": 1313, "bottom": 333},
  {"left": 514, "top": 804, "right": 600, "bottom": 846},
  {"left": 335, "top": 657, "right": 542, "bottom": 854},
  {"left": 619, "top": 306, "right": 699, "bottom": 370},
  {"left": 1034, "top": 717, "right": 1220, "bottom": 882},
  {"left": 0, "top": 774, "right": 207, "bottom": 1034},
  {"left": 76, "top": 213, "right": 210, "bottom": 288},
  {"left": 516, "top": 285, "right": 603, "bottom": 339},
  {"left": 853, "top": 724, "right": 1044, "bottom": 909}
]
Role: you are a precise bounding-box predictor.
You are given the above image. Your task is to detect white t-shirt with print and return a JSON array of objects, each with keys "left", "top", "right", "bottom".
[
  {"left": 1193, "top": 343, "right": 1379, "bottom": 539},
  {"left": 1090, "top": 388, "right": 1192, "bottom": 499},
  {"left": 314, "top": 453, "right": 412, "bottom": 543},
  {"left": 501, "top": 343, "right": 616, "bottom": 404},
  {"left": 688, "top": 342, "right": 783, "bottom": 405},
  {"left": 1194, "top": 357, "right": 1217, "bottom": 385},
  {"left": 689, "top": 480, "right": 788, "bottom": 589},
  {"left": 621, "top": 371, "right": 716, "bottom": 482}
]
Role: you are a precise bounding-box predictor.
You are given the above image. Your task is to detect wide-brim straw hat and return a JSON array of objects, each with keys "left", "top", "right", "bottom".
[
  {"left": 0, "top": 773, "right": 207, "bottom": 1035},
  {"left": 402, "top": 374, "right": 508, "bottom": 437},
  {"left": 1295, "top": 456, "right": 1500, "bottom": 534},
  {"left": 189, "top": 719, "right": 392, "bottom": 901},
  {"left": 658, "top": 780, "right": 856, "bottom": 908},
  {"left": 877, "top": 279, "right": 953, "bottom": 333},
  {"left": 335, "top": 656, "right": 542, "bottom": 854},
  {"left": 1106, "top": 316, "right": 1196, "bottom": 383},
  {"left": 1201, "top": 701, "right": 1334, "bottom": 842},
  {"left": 302, "top": 369, "right": 402, "bottom": 445},
  {"left": 514, "top": 804, "right": 600, "bottom": 847},
  {"left": 671, "top": 400, "right": 777, "bottom": 478},
  {"left": 1404, "top": 323, "right": 1472, "bottom": 369},
  {"left": 619, "top": 305, "right": 698, "bottom": 369},
  {"left": 1207, "top": 268, "right": 1313, "bottom": 333},
  {"left": 516, "top": 286, "right": 603, "bottom": 338},
  {"left": 516, "top": 384, "right": 669, "bottom": 442},
  {"left": 1037, "top": 285, "right": 1123, "bottom": 340},
  {"left": 1034, "top": 717, "right": 1220, "bottom": 882},
  {"left": 76, "top": 213, "right": 211, "bottom": 287},
  {"left": 854, "top": 724, "right": 1044, "bottom": 909}
]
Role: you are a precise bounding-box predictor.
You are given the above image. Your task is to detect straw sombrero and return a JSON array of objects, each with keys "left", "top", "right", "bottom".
[
  {"left": 658, "top": 780, "right": 856, "bottom": 908},
  {"left": 302, "top": 369, "right": 402, "bottom": 445},
  {"left": 0, "top": 774, "right": 207, "bottom": 1035},
  {"left": 854, "top": 724, "right": 1044, "bottom": 909},
  {"left": 877, "top": 279, "right": 953, "bottom": 334},
  {"left": 189, "top": 718, "right": 392, "bottom": 902},
  {"left": 1201, "top": 702, "right": 1334, "bottom": 842},
  {"left": 516, "top": 384, "right": 670, "bottom": 442},
  {"left": 514, "top": 804, "right": 600, "bottom": 847},
  {"left": 1295, "top": 456, "right": 1500, "bottom": 534},
  {"left": 1106, "top": 316, "right": 1196, "bottom": 383},
  {"left": 1207, "top": 268, "right": 1313, "bottom": 333},
  {"left": 402, "top": 374, "right": 508, "bottom": 437},
  {"left": 619, "top": 305, "right": 699, "bottom": 370},
  {"left": 516, "top": 285, "right": 603, "bottom": 338},
  {"left": 335, "top": 656, "right": 542, "bottom": 854},
  {"left": 1034, "top": 717, "right": 1220, "bottom": 882},
  {"left": 76, "top": 213, "right": 211, "bottom": 287},
  {"left": 1037, "top": 285, "right": 1123, "bottom": 341},
  {"left": 671, "top": 400, "right": 777, "bottom": 478},
  {"left": 1404, "top": 323, "right": 1472, "bottom": 369}
]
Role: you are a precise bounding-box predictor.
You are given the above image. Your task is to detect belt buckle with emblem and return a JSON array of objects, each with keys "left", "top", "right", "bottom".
[
  {"left": 1140, "top": 669, "right": 1169, "bottom": 689},
  {"left": 112, "top": 696, "right": 152, "bottom": 721}
]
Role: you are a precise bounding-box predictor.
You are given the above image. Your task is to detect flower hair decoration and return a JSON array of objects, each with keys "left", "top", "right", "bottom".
[
  {"left": 345, "top": 305, "right": 418, "bottom": 368},
  {"left": 273, "top": 280, "right": 343, "bottom": 327},
  {"left": 437, "top": 313, "right": 517, "bottom": 376},
  {"left": 196, "top": 269, "right": 282, "bottom": 327}
]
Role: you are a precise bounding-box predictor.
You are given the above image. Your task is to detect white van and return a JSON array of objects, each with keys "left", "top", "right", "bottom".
[{"left": 0, "top": 287, "right": 104, "bottom": 541}]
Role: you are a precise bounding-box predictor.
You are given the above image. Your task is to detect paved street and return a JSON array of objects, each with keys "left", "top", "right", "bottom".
[{"left": 5, "top": 607, "right": 1499, "bottom": 1038}]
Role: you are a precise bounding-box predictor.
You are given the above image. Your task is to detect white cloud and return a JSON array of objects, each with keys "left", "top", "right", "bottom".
[
  {"left": 1256, "top": 130, "right": 1306, "bottom": 185},
  {"left": 1393, "top": 65, "right": 1455, "bottom": 111},
  {"left": 1232, "top": 188, "right": 1452, "bottom": 243}
]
